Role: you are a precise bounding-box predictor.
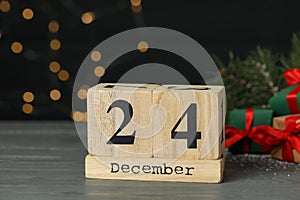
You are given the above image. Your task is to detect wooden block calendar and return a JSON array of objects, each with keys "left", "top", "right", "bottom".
[{"left": 86, "top": 83, "right": 225, "bottom": 183}]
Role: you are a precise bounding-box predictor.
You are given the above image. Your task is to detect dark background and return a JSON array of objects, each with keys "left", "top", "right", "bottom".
[{"left": 0, "top": 0, "right": 299, "bottom": 120}]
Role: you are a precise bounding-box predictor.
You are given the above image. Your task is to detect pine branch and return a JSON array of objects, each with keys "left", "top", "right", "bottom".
[
  {"left": 214, "top": 47, "right": 286, "bottom": 111},
  {"left": 281, "top": 33, "right": 300, "bottom": 68}
]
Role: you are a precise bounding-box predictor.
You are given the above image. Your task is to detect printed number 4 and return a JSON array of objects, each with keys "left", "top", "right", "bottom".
[
  {"left": 171, "top": 103, "right": 201, "bottom": 148},
  {"left": 106, "top": 100, "right": 201, "bottom": 149}
]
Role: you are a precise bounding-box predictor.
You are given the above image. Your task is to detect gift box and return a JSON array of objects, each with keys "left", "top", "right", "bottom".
[
  {"left": 226, "top": 108, "right": 273, "bottom": 153},
  {"left": 270, "top": 114, "right": 300, "bottom": 163},
  {"left": 269, "top": 68, "right": 300, "bottom": 116},
  {"left": 269, "top": 84, "right": 300, "bottom": 116}
]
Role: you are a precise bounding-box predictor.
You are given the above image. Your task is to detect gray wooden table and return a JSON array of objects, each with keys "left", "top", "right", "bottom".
[{"left": 0, "top": 121, "right": 299, "bottom": 200}]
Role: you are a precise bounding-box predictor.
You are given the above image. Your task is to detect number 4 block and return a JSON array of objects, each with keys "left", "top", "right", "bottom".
[
  {"left": 152, "top": 85, "right": 225, "bottom": 160},
  {"left": 86, "top": 83, "right": 225, "bottom": 183}
]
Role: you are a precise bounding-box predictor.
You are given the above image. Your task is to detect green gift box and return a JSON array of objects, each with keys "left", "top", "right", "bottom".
[
  {"left": 269, "top": 83, "right": 300, "bottom": 116},
  {"left": 227, "top": 109, "right": 273, "bottom": 153}
]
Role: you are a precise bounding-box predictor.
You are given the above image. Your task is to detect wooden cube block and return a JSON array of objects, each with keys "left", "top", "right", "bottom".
[
  {"left": 88, "top": 83, "right": 159, "bottom": 158},
  {"left": 152, "top": 85, "right": 225, "bottom": 160},
  {"left": 85, "top": 154, "right": 224, "bottom": 183}
]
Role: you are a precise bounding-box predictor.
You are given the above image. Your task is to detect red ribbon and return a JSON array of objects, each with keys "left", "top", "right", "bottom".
[
  {"left": 226, "top": 110, "right": 300, "bottom": 161},
  {"left": 225, "top": 108, "right": 272, "bottom": 153},
  {"left": 265, "top": 116, "right": 300, "bottom": 162},
  {"left": 284, "top": 68, "right": 300, "bottom": 86},
  {"left": 284, "top": 69, "right": 300, "bottom": 114}
]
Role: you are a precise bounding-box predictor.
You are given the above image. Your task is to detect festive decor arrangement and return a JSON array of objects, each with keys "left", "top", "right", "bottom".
[
  {"left": 2, "top": 0, "right": 300, "bottom": 166},
  {"left": 216, "top": 33, "right": 300, "bottom": 111},
  {"left": 219, "top": 33, "right": 300, "bottom": 163}
]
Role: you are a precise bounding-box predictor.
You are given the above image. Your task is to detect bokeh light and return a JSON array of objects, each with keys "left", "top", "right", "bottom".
[
  {"left": 77, "top": 88, "right": 87, "bottom": 100},
  {"left": 81, "top": 11, "right": 95, "bottom": 24},
  {"left": 49, "top": 61, "right": 61, "bottom": 73},
  {"left": 91, "top": 51, "right": 101, "bottom": 62},
  {"left": 22, "top": 8, "right": 34, "bottom": 20},
  {"left": 50, "top": 89, "right": 61, "bottom": 101},
  {"left": 138, "top": 41, "right": 149, "bottom": 53},
  {"left": 23, "top": 92, "right": 34, "bottom": 103},
  {"left": 11, "top": 42, "right": 23, "bottom": 54},
  {"left": 72, "top": 111, "right": 84, "bottom": 122},
  {"left": 58, "top": 69, "right": 69, "bottom": 81},
  {"left": 48, "top": 20, "right": 59, "bottom": 33},
  {"left": 0, "top": 0, "right": 11, "bottom": 13},
  {"left": 50, "top": 39, "right": 61, "bottom": 51},
  {"left": 94, "top": 66, "right": 105, "bottom": 77},
  {"left": 22, "top": 103, "right": 33, "bottom": 114}
]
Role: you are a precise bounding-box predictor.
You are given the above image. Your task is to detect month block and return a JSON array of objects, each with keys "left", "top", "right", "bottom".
[{"left": 85, "top": 155, "right": 224, "bottom": 183}]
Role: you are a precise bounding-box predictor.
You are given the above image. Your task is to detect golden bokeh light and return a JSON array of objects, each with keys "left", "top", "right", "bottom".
[
  {"left": 130, "top": 0, "right": 141, "bottom": 7},
  {"left": 91, "top": 51, "right": 101, "bottom": 62},
  {"left": 94, "top": 66, "right": 105, "bottom": 77},
  {"left": 22, "top": 103, "right": 33, "bottom": 114},
  {"left": 49, "top": 61, "right": 61, "bottom": 73},
  {"left": 81, "top": 11, "right": 95, "bottom": 24},
  {"left": 0, "top": 32, "right": 2, "bottom": 39},
  {"left": 23, "top": 92, "right": 34, "bottom": 103},
  {"left": 58, "top": 69, "right": 69, "bottom": 81},
  {"left": 137, "top": 41, "right": 149, "bottom": 53},
  {"left": 0, "top": 0, "right": 11, "bottom": 13},
  {"left": 73, "top": 111, "right": 84, "bottom": 122},
  {"left": 11, "top": 42, "right": 23, "bottom": 54},
  {"left": 48, "top": 20, "right": 59, "bottom": 33},
  {"left": 50, "top": 39, "right": 61, "bottom": 51},
  {"left": 77, "top": 88, "right": 87, "bottom": 100},
  {"left": 22, "top": 8, "right": 34, "bottom": 20},
  {"left": 50, "top": 89, "right": 61, "bottom": 101},
  {"left": 131, "top": 5, "right": 142, "bottom": 13}
]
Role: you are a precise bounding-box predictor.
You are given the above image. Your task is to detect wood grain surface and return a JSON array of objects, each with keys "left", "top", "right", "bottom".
[{"left": 1, "top": 121, "right": 300, "bottom": 200}]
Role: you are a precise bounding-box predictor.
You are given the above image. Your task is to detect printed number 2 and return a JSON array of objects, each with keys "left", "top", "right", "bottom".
[
  {"left": 106, "top": 100, "right": 136, "bottom": 144},
  {"left": 106, "top": 100, "right": 201, "bottom": 148}
]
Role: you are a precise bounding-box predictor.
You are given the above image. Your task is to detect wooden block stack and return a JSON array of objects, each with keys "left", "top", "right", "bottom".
[{"left": 86, "top": 83, "right": 226, "bottom": 183}]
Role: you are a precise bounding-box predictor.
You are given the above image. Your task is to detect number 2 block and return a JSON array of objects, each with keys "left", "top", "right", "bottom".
[{"left": 87, "top": 83, "right": 159, "bottom": 158}]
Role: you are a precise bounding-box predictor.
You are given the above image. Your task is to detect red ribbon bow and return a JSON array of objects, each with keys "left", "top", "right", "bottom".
[
  {"left": 284, "top": 68, "right": 300, "bottom": 86},
  {"left": 284, "top": 68, "right": 300, "bottom": 114},
  {"left": 265, "top": 116, "right": 300, "bottom": 162},
  {"left": 225, "top": 108, "right": 272, "bottom": 153}
]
